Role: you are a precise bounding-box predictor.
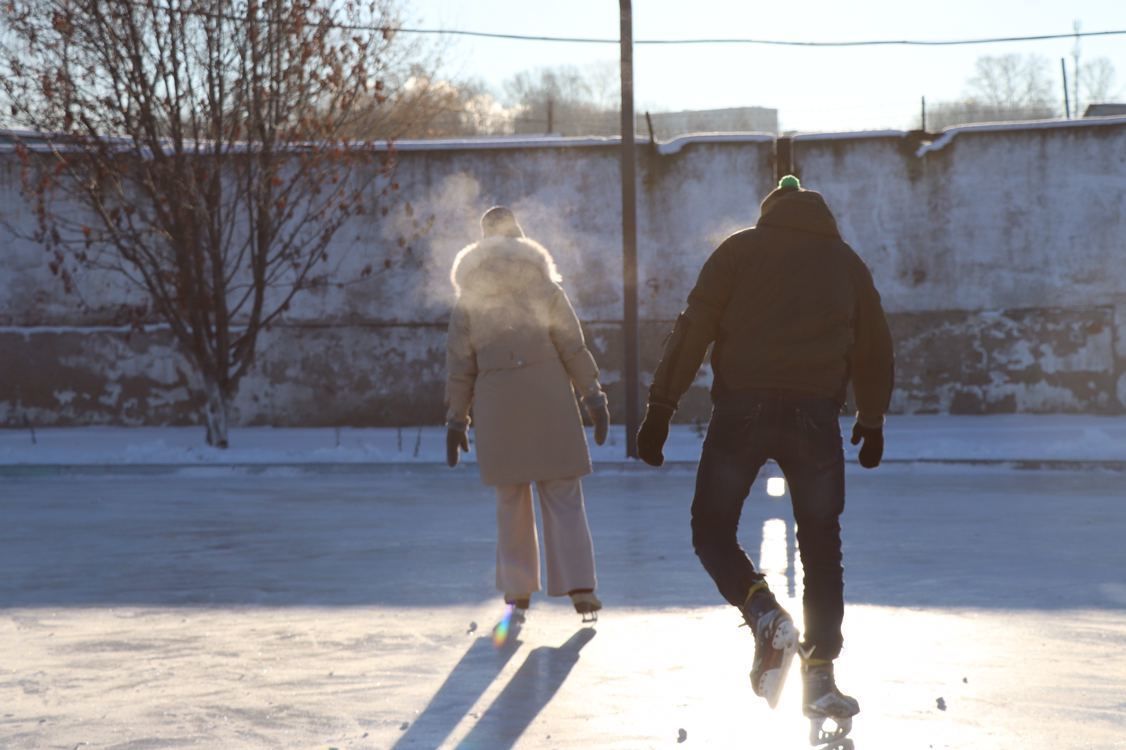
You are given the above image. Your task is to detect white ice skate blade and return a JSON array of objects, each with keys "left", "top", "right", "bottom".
[
  {"left": 756, "top": 620, "right": 798, "bottom": 709},
  {"left": 809, "top": 715, "right": 852, "bottom": 747},
  {"left": 811, "top": 738, "right": 853, "bottom": 750}
]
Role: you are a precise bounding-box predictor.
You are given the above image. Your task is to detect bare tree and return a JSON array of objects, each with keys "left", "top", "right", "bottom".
[
  {"left": 1, "top": 0, "right": 407, "bottom": 447},
  {"left": 1080, "top": 56, "right": 1119, "bottom": 104},
  {"left": 927, "top": 54, "right": 1059, "bottom": 130},
  {"left": 349, "top": 68, "right": 512, "bottom": 139},
  {"left": 348, "top": 61, "right": 621, "bottom": 140},
  {"left": 966, "top": 54, "right": 1056, "bottom": 111},
  {"left": 504, "top": 63, "right": 619, "bottom": 136}
]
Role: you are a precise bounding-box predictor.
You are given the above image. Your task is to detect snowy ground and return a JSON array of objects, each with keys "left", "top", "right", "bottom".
[
  {"left": 3, "top": 415, "right": 1126, "bottom": 469},
  {"left": 2, "top": 420, "right": 1126, "bottom": 749}
]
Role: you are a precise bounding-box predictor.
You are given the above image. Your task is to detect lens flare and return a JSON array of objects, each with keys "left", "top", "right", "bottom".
[{"left": 492, "top": 604, "right": 515, "bottom": 647}]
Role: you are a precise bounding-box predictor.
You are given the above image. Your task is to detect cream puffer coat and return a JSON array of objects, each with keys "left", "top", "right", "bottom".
[{"left": 445, "top": 236, "right": 601, "bottom": 486}]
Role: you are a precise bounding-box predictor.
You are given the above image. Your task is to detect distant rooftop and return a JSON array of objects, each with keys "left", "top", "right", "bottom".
[{"left": 1083, "top": 103, "right": 1126, "bottom": 118}]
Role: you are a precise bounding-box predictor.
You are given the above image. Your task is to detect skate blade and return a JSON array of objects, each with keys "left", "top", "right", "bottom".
[
  {"left": 809, "top": 716, "right": 852, "bottom": 747},
  {"left": 812, "top": 738, "right": 853, "bottom": 750},
  {"left": 759, "top": 620, "right": 799, "bottom": 709},
  {"left": 580, "top": 611, "right": 598, "bottom": 624}
]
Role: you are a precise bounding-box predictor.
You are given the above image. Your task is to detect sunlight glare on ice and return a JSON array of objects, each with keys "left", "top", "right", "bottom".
[{"left": 759, "top": 518, "right": 789, "bottom": 596}]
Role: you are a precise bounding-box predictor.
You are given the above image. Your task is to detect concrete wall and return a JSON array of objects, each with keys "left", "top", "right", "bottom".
[
  {"left": 2, "top": 119, "right": 1125, "bottom": 427},
  {"left": 792, "top": 123, "right": 1126, "bottom": 415}
]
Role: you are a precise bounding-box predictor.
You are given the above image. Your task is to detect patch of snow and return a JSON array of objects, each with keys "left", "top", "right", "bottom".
[
  {"left": 1, "top": 415, "right": 1124, "bottom": 468},
  {"left": 0, "top": 324, "right": 173, "bottom": 336},
  {"left": 792, "top": 129, "right": 908, "bottom": 142},
  {"left": 52, "top": 390, "right": 77, "bottom": 406},
  {"left": 654, "top": 132, "right": 774, "bottom": 155},
  {"left": 916, "top": 115, "right": 1126, "bottom": 157}
]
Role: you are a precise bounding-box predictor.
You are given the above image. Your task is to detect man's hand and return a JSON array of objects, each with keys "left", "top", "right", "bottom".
[
  {"left": 850, "top": 422, "right": 884, "bottom": 469},
  {"left": 637, "top": 402, "right": 675, "bottom": 467},
  {"left": 583, "top": 392, "right": 610, "bottom": 446},
  {"left": 446, "top": 421, "right": 469, "bottom": 467}
]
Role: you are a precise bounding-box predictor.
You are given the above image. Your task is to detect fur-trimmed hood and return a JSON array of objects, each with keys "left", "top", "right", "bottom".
[{"left": 450, "top": 235, "right": 562, "bottom": 298}]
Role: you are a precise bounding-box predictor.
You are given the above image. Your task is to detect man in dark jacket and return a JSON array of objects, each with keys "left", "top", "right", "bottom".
[{"left": 636, "top": 176, "right": 893, "bottom": 731}]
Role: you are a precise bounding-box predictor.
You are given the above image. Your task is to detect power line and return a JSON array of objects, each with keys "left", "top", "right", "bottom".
[
  {"left": 392, "top": 27, "right": 1126, "bottom": 48},
  {"left": 55, "top": 4, "right": 1126, "bottom": 49}
]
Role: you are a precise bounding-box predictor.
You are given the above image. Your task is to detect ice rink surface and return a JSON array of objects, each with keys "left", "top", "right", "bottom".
[{"left": 2, "top": 463, "right": 1125, "bottom": 749}]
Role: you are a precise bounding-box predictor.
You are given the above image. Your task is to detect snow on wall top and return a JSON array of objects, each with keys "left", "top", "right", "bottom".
[
  {"left": 792, "top": 129, "right": 909, "bottom": 142},
  {"left": 916, "top": 115, "right": 1126, "bottom": 156},
  {"left": 0, "top": 129, "right": 773, "bottom": 156},
  {"left": 6, "top": 116, "right": 1125, "bottom": 157}
]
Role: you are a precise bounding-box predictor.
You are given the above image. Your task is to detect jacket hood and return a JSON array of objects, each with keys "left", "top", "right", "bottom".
[
  {"left": 450, "top": 235, "right": 562, "bottom": 298},
  {"left": 757, "top": 189, "right": 841, "bottom": 239}
]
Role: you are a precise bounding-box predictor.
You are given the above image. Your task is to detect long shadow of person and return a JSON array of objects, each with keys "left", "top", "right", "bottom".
[
  {"left": 455, "top": 627, "right": 597, "bottom": 749},
  {"left": 392, "top": 627, "right": 527, "bottom": 749}
]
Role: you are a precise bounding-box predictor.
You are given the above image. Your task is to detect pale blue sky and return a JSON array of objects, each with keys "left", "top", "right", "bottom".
[{"left": 403, "top": 0, "right": 1126, "bottom": 132}]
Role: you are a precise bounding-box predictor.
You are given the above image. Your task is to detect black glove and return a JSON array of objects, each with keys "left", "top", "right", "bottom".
[
  {"left": 583, "top": 392, "right": 610, "bottom": 446},
  {"left": 446, "top": 422, "right": 469, "bottom": 468},
  {"left": 637, "top": 401, "right": 675, "bottom": 467},
  {"left": 850, "top": 422, "right": 884, "bottom": 469}
]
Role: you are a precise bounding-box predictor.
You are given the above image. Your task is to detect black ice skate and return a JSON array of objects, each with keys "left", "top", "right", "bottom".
[
  {"left": 802, "top": 659, "right": 860, "bottom": 748},
  {"left": 569, "top": 590, "right": 601, "bottom": 623},
  {"left": 742, "top": 586, "right": 798, "bottom": 709}
]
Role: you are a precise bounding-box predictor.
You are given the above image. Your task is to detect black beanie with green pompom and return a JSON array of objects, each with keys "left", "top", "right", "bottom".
[{"left": 760, "top": 174, "right": 803, "bottom": 216}]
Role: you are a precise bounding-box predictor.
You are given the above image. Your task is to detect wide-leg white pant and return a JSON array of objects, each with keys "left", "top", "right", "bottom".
[{"left": 494, "top": 478, "right": 597, "bottom": 598}]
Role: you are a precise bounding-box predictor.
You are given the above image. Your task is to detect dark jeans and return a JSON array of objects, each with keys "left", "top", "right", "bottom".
[{"left": 691, "top": 389, "right": 846, "bottom": 661}]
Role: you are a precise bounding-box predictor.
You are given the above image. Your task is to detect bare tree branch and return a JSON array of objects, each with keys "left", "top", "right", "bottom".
[{"left": 2, "top": 0, "right": 409, "bottom": 446}]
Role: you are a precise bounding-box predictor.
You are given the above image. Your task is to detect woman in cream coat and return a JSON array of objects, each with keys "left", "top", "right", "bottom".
[{"left": 445, "top": 206, "right": 609, "bottom": 622}]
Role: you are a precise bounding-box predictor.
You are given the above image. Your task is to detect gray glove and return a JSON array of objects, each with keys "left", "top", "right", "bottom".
[
  {"left": 583, "top": 392, "right": 610, "bottom": 446},
  {"left": 446, "top": 420, "right": 469, "bottom": 467}
]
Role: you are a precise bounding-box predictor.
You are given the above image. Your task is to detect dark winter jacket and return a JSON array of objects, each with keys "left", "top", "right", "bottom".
[{"left": 648, "top": 188, "right": 894, "bottom": 426}]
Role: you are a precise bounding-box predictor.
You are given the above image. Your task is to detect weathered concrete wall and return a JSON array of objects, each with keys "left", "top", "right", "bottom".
[
  {"left": 794, "top": 125, "right": 1126, "bottom": 312},
  {"left": 793, "top": 123, "right": 1126, "bottom": 416},
  {"left": 1, "top": 120, "right": 1124, "bottom": 427},
  {"left": 888, "top": 306, "right": 1118, "bottom": 414}
]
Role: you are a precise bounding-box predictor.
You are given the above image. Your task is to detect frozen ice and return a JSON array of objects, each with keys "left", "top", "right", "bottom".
[{"left": 1, "top": 420, "right": 1125, "bottom": 748}]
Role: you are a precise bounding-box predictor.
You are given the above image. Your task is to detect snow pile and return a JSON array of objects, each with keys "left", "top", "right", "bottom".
[{"left": 1, "top": 415, "right": 1124, "bottom": 467}]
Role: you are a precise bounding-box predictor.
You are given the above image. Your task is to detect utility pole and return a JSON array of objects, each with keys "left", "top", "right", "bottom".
[
  {"left": 1061, "top": 58, "right": 1071, "bottom": 118},
  {"left": 619, "top": 0, "right": 640, "bottom": 458},
  {"left": 920, "top": 95, "right": 927, "bottom": 131},
  {"left": 775, "top": 136, "right": 793, "bottom": 181},
  {"left": 1072, "top": 20, "right": 1082, "bottom": 117}
]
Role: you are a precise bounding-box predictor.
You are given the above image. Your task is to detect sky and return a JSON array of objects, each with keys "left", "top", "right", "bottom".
[{"left": 402, "top": 0, "right": 1126, "bottom": 133}]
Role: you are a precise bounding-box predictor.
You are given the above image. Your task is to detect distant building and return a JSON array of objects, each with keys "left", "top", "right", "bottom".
[{"left": 1083, "top": 103, "right": 1126, "bottom": 118}]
